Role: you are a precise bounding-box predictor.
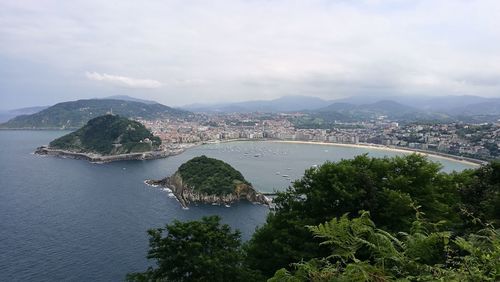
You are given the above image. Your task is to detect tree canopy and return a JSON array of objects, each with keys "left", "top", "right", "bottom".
[
  {"left": 127, "top": 216, "right": 261, "bottom": 282},
  {"left": 178, "top": 155, "right": 250, "bottom": 195},
  {"left": 49, "top": 114, "right": 161, "bottom": 155},
  {"left": 269, "top": 210, "right": 499, "bottom": 281},
  {"left": 245, "top": 154, "right": 473, "bottom": 276}
]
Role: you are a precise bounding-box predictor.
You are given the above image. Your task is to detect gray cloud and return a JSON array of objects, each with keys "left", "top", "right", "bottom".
[
  {"left": 1, "top": 0, "right": 500, "bottom": 108},
  {"left": 86, "top": 72, "right": 162, "bottom": 88}
]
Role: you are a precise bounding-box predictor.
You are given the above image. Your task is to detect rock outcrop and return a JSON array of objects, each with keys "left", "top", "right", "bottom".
[
  {"left": 146, "top": 171, "right": 270, "bottom": 208},
  {"left": 35, "top": 145, "right": 174, "bottom": 163}
]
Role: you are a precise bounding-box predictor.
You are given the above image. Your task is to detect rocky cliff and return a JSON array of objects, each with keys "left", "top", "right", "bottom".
[
  {"left": 146, "top": 171, "right": 270, "bottom": 208},
  {"left": 35, "top": 145, "right": 173, "bottom": 163}
]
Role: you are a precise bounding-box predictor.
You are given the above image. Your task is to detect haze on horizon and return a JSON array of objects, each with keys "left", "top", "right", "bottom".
[{"left": 1, "top": 0, "right": 500, "bottom": 110}]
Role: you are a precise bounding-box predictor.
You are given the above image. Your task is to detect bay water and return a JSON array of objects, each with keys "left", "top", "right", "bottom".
[{"left": 0, "top": 131, "right": 474, "bottom": 281}]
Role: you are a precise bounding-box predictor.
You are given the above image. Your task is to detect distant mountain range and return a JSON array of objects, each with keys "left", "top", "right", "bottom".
[
  {"left": 183, "top": 95, "right": 328, "bottom": 113},
  {"left": 398, "top": 95, "right": 500, "bottom": 114},
  {"left": 0, "top": 99, "right": 191, "bottom": 129},
  {"left": 1, "top": 94, "right": 498, "bottom": 129},
  {"left": 307, "top": 100, "right": 452, "bottom": 124},
  {"left": 183, "top": 94, "right": 500, "bottom": 121},
  {"left": 0, "top": 106, "right": 50, "bottom": 123}
]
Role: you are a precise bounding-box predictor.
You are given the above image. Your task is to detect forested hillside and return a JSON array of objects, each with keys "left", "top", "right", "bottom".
[
  {"left": 49, "top": 115, "right": 161, "bottom": 155},
  {"left": 177, "top": 155, "right": 250, "bottom": 195},
  {"left": 0, "top": 99, "right": 190, "bottom": 129}
]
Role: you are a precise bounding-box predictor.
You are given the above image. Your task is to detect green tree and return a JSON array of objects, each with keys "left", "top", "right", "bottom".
[
  {"left": 269, "top": 211, "right": 500, "bottom": 281},
  {"left": 127, "top": 216, "right": 261, "bottom": 282},
  {"left": 458, "top": 161, "right": 500, "bottom": 229},
  {"left": 245, "top": 154, "right": 462, "bottom": 277}
]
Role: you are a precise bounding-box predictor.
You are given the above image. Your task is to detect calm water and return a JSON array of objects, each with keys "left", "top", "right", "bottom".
[{"left": 0, "top": 131, "right": 475, "bottom": 281}]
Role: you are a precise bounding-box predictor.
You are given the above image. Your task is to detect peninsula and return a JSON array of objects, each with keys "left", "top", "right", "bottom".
[
  {"left": 146, "top": 155, "right": 270, "bottom": 207},
  {"left": 35, "top": 114, "right": 170, "bottom": 163}
]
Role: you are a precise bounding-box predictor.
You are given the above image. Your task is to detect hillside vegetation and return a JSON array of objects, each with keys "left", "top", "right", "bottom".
[
  {"left": 177, "top": 156, "right": 250, "bottom": 195},
  {"left": 0, "top": 99, "right": 190, "bottom": 129},
  {"left": 49, "top": 115, "right": 161, "bottom": 155},
  {"left": 293, "top": 100, "right": 452, "bottom": 128}
]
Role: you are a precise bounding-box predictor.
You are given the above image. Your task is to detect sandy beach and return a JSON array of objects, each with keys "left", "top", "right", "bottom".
[{"left": 269, "top": 140, "right": 483, "bottom": 167}]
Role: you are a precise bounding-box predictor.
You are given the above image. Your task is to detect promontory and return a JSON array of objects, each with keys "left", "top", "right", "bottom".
[
  {"left": 146, "top": 155, "right": 270, "bottom": 207},
  {"left": 35, "top": 114, "right": 169, "bottom": 162}
]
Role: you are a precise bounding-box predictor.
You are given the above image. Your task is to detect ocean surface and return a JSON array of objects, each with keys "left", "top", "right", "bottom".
[{"left": 0, "top": 131, "right": 475, "bottom": 281}]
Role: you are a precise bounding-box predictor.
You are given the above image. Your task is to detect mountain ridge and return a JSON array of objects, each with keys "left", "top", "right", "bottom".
[
  {"left": 182, "top": 94, "right": 498, "bottom": 119},
  {"left": 183, "top": 95, "right": 331, "bottom": 113},
  {"left": 0, "top": 99, "right": 191, "bottom": 129},
  {"left": 102, "top": 95, "right": 158, "bottom": 105}
]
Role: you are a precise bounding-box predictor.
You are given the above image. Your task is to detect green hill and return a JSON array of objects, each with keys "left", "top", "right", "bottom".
[
  {"left": 0, "top": 99, "right": 191, "bottom": 129},
  {"left": 318, "top": 100, "right": 440, "bottom": 120},
  {"left": 293, "top": 100, "right": 453, "bottom": 128},
  {"left": 49, "top": 115, "right": 161, "bottom": 155},
  {"left": 177, "top": 156, "right": 250, "bottom": 195}
]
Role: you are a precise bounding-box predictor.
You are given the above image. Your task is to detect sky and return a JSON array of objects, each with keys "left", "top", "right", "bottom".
[{"left": 1, "top": 0, "right": 500, "bottom": 109}]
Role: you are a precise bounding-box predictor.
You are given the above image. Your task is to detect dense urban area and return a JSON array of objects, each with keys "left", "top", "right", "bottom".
[{"left": 139, "top": 112, "right": 500, "bottom": 162}]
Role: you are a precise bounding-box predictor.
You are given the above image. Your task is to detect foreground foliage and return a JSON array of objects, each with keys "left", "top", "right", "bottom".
[
  {"left": 269, "top": 211, "right": 499, "bottom": 281},
  {"left": 129, "top": 155, "right": 499, "bottom": 281},
  {"left": 127, "top": 216, "right": 261, "bottom": 282},
  {"left": 246, "top": 154, "right": 459, "bottom": 275}
]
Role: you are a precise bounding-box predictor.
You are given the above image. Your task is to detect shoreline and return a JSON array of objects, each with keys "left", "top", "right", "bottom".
[
  {"left": 182, "top": 138, "right": 485, "bottom": 167},
  {"left": 34, "top": 146, "right": 181, "bottom": 163},
  {"left": 144, "top": 177, "right": 271, "bottom": 208},
  {"left": 0, "top": 127, "right": 77, "bottom": 131},
  {"left": 268, "top": 140, "right": 483, "bottom": 167},
  {"left": 1, "top": 129, "right": 492, "bottom": 166},
  {"left": 34, "top": 137, "right": 486, "bottom": 166},
  {"left": 188, "top": 138, "right": 484, "bottom": 166}
]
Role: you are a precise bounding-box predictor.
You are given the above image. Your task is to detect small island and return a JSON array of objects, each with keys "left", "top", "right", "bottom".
[
  {"left": 146, "top": 155, "right": 270, "bottom": 208},
  {"left": 35, "top": 114, "right": 171, "bottom": 163}
]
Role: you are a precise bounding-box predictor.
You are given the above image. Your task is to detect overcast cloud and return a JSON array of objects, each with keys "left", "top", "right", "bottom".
[
  {"left": 85, "top": 72, "right": 162, "bottom": 88},
  {"left": 1, "top": 0, "right": 499, "bottom": 109}
]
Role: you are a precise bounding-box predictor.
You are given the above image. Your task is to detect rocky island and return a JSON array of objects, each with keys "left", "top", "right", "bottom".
[
  {"left": 146, "top": 156, "right": 270, "bottom": 208},
  {"left": 35, "top": 114, "right": 171, "bottom": 163}
]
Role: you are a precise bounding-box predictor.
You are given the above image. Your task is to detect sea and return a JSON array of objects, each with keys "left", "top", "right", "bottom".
[{"left": 0, "top": 131, "right": 475, "bottom": 281}]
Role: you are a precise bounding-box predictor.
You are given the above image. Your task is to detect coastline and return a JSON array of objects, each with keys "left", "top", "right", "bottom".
[
  {"left": 147, "top": 138, "right": 485, "bottom": 167},
  {"left": 0, "top": 127, "right": 78, "bottom": 131},
  {"left": 144, "top": 176, "right": 271, "bottom": 208},
  {"left": 36, "top": 137, "right": 485, "bottom": 166},
  {"left": 34, "top": 146, "right": 181, "bottom": 163},
  {"left": 269, "top": 140, "right": 483, "bottom": 167}
]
